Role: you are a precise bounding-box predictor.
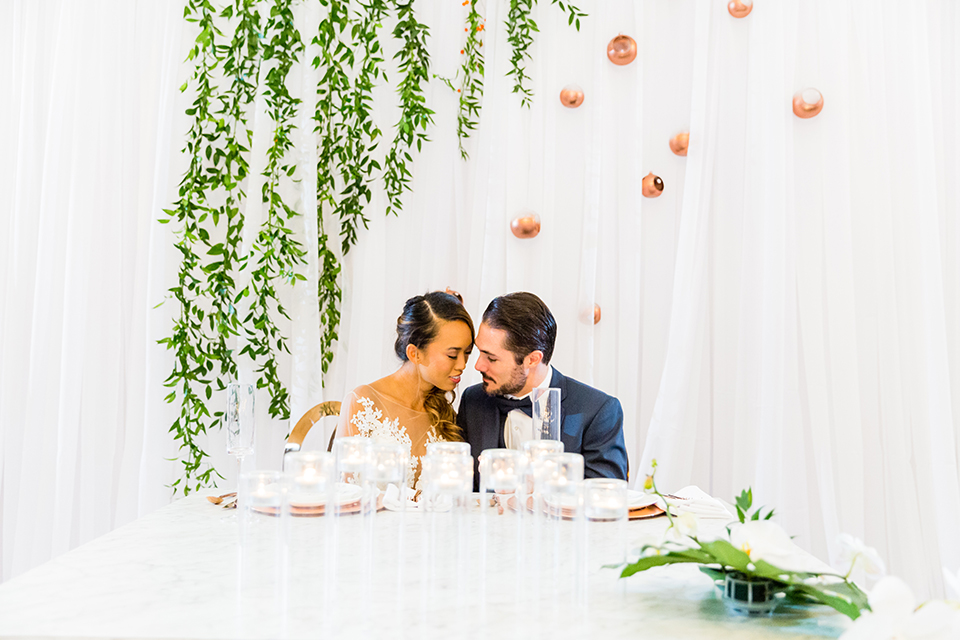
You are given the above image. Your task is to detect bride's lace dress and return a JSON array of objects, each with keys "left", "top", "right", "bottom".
[{"left": 336, "top": 385, "right": 445, "bottom": 490}]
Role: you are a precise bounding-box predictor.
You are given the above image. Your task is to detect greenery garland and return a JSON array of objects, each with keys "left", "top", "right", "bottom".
[
  {"left": 161, "top": 0, "right": 228, "bottom": 493},
  {"left": 437, "top": 0, "right": 484, "bottom": 159},
  {"left": 383, "top": 0, "right": 434, "bottom": 216},
  {"left": 165, "top": 0, "right": 581, "bottom": 494},
  {"left": 240, "top": 0, "right": 306, "bottom": 421},
  {"left": 313, "top": 0, "right": 351, "bottom": 376}
]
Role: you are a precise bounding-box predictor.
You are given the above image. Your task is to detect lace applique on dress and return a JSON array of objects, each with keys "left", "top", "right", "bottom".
[
  {"left": 412, "top": 427, "right": 444, "bottom": 494},
  {"left": 350, "top": 397, "right": 419, "bottom": 488}
]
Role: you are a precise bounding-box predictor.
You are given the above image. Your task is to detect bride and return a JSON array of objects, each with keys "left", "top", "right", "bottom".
[{"left": 336, "top": 291, "right": 474, "bottom": 489}]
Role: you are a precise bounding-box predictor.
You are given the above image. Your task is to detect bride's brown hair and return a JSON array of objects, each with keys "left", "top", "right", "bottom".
[{"left": 394, "top": 291, "right": 474, "bottom": 442}]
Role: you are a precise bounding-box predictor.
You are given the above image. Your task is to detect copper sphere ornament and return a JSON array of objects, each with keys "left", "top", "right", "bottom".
[
  {"left": 559, "top": 84, "right": 585, "bottom": 108},
  {"left": 642, "top": 173, "right": 664, "bottom": 198},
  {"left": 727, "top": 0, "right": 753, "bottom": 18},
  {"left": 593, "top": 304, "right": 602, "bottom": 324},
  {"left": 669, "top": 132, "right": 689, "bottom": 156},
  {"left": 510, "top": 212, "right": 541, "bottom": 239},
  {"left": 607, "top": 35, "right": 637, "bottom": 66},
  {"left": 792, "top": 88, "right": 824, "bottom": 119},
  {"left": 444, "top": 287, "right": 464, "bottom": 304}
]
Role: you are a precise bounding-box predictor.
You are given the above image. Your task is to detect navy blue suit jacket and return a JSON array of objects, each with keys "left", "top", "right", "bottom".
[{"left": 456, "top": 368, "right": 629, "bottom": 490}]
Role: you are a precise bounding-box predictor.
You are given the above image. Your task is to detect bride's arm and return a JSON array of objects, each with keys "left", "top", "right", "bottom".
[{"left": 336, "top": 391, "right": 361, "bottom": 438}]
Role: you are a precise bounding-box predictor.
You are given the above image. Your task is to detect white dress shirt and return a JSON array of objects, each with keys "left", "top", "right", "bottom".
[{"left": 503, "top": 366, "right": 553, "bottom": 450}]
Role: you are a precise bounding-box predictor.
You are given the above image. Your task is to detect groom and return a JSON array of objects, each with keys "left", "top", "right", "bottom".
[{"left": 457, "top": 292, "right": 629, "bottom": 490}]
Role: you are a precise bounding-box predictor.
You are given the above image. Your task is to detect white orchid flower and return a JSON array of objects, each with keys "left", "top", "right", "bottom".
[
  {"left": 837, "top": 533, "right": 886, "bottom": 578},
  {"left": 675, "top": 512, "right": 699, "bottom": 539},
  {"left": 839, "top": 576, "right": 960, "bottom": 640},
  {"left": 943, "top": 566, "right": 960, "bottom": 602},
  {"left": 729, "top": 521, "right": 799, "bottom": 569}
]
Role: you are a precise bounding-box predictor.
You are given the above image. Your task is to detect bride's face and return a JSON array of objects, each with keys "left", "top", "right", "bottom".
[{"left": 416, "top": 320, "right": 474, "bottom": 392}]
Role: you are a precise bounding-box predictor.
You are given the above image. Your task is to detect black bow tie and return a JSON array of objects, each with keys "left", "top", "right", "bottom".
[{"left": 493, "top": 394, "right": 532, "bottom": 416}]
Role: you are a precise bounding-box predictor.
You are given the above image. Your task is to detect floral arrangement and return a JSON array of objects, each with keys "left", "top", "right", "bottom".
[{"left": 618, "top": 461, "right": 960, "bottom": 637}]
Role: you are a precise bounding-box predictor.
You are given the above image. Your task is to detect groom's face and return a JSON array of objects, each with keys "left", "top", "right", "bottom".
[{"left": 474, "top": 322, "right": 527, "bottom": 396}]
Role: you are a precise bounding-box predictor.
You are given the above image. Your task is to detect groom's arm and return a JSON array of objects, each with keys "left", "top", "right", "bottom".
[{"left": 581, "top": 396, "right": 628, "bottom": 481}]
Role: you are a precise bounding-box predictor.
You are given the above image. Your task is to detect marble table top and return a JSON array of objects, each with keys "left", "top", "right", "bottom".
[{"left": 0, "top": 492, "right": 852, "bottom": 640}]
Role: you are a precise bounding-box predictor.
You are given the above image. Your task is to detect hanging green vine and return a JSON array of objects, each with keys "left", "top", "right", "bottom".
[
  {"left": 160, "top": 0, "right": 225, "bottom": 493},
  {"left": 240, "top": 0, "right": 306, "bottom": 420},
  {"left": 436, "top": 0, "right": 484, "bottom": 159},
  {"left": 505, "top": 0, "right": 586, "bottom": 107},
  {"left": 383, "top": 0, "right": 434, "bottom": 216},
  {"left": 205, "top": 0, "right": 262, "bottom": 395},
  {"left": 161, "top": 0, "right": 267, "bottom": 495},
  {"left": 338, "top": 0, "right": 389, "bottom": 249},
  {"left": 505, "top": 0, "right": 536, "bottom": 106},
  {"left": 313, "top": 0, "right": 352, "bottom": 375}
]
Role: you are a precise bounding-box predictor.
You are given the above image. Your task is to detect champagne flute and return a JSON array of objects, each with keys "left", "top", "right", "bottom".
[
  {"left": 226, "top": 383, "right": 256, "bottom": 492},
  {"left": 531, "top": 388, "right": 561, "bottom": 441}
]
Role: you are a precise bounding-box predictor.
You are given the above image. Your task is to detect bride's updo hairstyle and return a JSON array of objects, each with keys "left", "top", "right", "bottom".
[{"left": 395, "top": 291, "right": 475, "bottom": 442}]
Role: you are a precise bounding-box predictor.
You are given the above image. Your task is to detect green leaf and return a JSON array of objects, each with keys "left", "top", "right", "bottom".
[
  {"left": 620, "top": 551, "right": 706, "bottom": 578},
  {"left": 696, "top": 540, "right": 751, "bottom": 571}
]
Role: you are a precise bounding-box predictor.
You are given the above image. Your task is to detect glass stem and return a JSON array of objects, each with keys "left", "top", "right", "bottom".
[{"left": 236, "top": 455, "right": 244, "bottom": 493}]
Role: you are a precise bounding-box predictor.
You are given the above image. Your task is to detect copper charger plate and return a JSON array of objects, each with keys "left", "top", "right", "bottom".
[
  {"left": 250, "top": 494, "right": 385, "bottom": 518},
  {"left": 505, "top": 496, "right": 666, "bottom": 521}
]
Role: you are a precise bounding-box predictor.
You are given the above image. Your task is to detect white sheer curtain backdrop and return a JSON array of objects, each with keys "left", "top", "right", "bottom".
[
  {"left": 0, "top": 0, "right": 186, "bottom": 580},
  {"left": 2, "top": 0, "right": 958, "bottom": 602}
]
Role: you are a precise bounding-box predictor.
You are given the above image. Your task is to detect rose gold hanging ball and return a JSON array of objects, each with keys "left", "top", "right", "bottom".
[
  {"left": 642, "top": 173, "right": 664, "bottom": 198},
  {"left": 728, "top": 0, "right": 753, "bottom": 18},
  {"left": 559, "top": 84, "right": 585, "bottom": 108},
  {"left": 510, "top": 212, "right": 541, "bottom": 239},
  {"left": 792, "top": 88, "right": 824, "bottom": 118},
  {"left": 670, "top": 132, "right": 689, "bottom": 156},
  {"left": 593, "top": 304, "right": 602, "bottom": 324},
  {"left": 444, "top": 288, "right": 464, "bottom": 304},
  {"left": 607, "top": 35, "right": 637, "bottom": 66}
]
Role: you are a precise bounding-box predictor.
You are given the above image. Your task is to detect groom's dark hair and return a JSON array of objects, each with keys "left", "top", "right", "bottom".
[{"left": 482, "top": 292, "right": 557, "bottom": 366}]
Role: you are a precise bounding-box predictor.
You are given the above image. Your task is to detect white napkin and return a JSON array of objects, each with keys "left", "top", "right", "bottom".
[
  {"left": 382, "top": 484, "right": 419, "bottom": 511},
  {"left": 660, "top": 485, "right": 734, "bottom": 520},
  {"left": 381, "top": 484, "right": 453, "bottom": 512},
  {"left": 626, "top": 490, "right": 658, "bottom": 509}
]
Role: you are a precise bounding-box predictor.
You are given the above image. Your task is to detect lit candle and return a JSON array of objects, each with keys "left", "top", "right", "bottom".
[
  {"left": 493, "top": 467, "right": 519, "bottom": 490},
  {"left": 248, "top": 483, "right": 279, "bottom": 507}
]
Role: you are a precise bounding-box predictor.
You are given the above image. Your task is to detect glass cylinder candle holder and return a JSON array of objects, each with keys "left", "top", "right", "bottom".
[
  {"left": 583, "top": 478, "right": 628, "bottom": 522},
  {"left": 334, "top": 436, "right": 372, "bottom": 491},
  {"left": 539, "top": 452, "right": 584, "bottom": 519},
  {"left": 478, "top": 449, "right": 526, "bottom": 615},
  {"left": 420, "top": 452, "right": 473, "bottom": 618},
  {"left": 582, "top": 478, "right": 628, "bottom": 607},
  {"left": 480, "top": 449, "right": 525, "bottom": 494},
  {"left": 238, "top": 471, "right": 287, "bottom": 633},
  {"left": 284, "top": 451, "right": 337, "bottom": 512},
  {"left": 370, "top": 441, "right": 408, "bottom": 488},
  {"left": 522, "top": 440, "right": 564, "bottom": 511},
  {"left": 282, "top": 453, "right": 336, "bottom": 632},
  {"left": 426, "top": 441, "right": 471, "bottom": 456},
  {"left": 421, "top": 453, "right": 472, "bottom": 502}
]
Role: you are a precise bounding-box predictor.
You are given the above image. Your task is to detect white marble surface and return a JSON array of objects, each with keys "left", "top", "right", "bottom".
[{"left": 0, "top": 493, "right": 851, "bottom": 640}]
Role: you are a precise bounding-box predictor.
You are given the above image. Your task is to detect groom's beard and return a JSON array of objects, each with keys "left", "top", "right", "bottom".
[{"left": 483, "top": 365, "right": 527, "bottom": 397}]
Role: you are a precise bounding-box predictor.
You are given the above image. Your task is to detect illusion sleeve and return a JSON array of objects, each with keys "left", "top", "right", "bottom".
[{"left": 336, "top": 390, "right": 364, "bottom": 439}]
